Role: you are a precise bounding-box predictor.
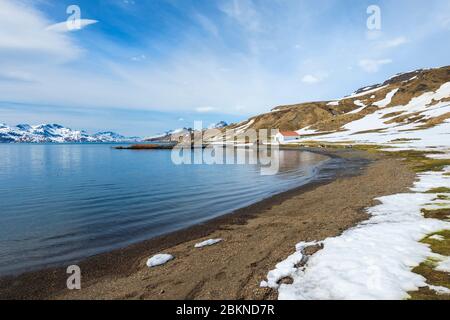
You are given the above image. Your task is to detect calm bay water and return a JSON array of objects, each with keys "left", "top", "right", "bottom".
[{"left": 0, "top": 144, "right": 331, "bottom": 276}]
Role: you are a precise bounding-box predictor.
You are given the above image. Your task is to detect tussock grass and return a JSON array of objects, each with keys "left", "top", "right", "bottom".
[
  {"left": 382, "top": 150, "right": 450, "bottom": 172},
  {"left": 421, "top": 208, "right": 450, "bottom": 220},
  {"left": 425, "top": 187, "right": 450, "bottom": 194},
  {"left": 390, "top": 138, "right": 421, "bottom": 143},
  {"left": 409, "top": 231, "right": 450, "bottom": 300},
  {"left": 409, "top": 287, "right": 450, "bottom": 300},
  {"left": 422, "top": 230, "right": 450, "bottom": 256}
]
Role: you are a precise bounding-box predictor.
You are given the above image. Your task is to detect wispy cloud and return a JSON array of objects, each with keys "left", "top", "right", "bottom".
[
  {"left": 0, "top": 0, "right": 82, "bottom": 61},
  {"left": 301, "top": 74, "right": 320, "bottom": 84},
  {"left": 46, "top": 19, "right": 98, "bottom": 33},
  {"left": 301, "top": 71, "right": 329, "bottom": 85},
  {"left": 1, "top": 0, "right": 449, "bottom": 131},
  {"left": 219, "top": 0, "right": 261, "bottom": 32},
  {"left": 378, "top": 36, "right": 408, "bottom": 49},
  {"left": 358, "top": 59, "right": 393, "bottom": 73}
]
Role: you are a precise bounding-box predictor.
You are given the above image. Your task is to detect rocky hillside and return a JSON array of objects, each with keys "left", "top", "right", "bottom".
[
  {"left": 216, "top": 65, "right": 450, "bottom": 144},
  {"left": 146, "top": 121, "right": 228, "bottom": 142}
]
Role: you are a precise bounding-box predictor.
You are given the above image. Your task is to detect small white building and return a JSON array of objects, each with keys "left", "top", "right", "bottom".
[{"left": 274, "top": 131, "right": 301, "bottom": 143}]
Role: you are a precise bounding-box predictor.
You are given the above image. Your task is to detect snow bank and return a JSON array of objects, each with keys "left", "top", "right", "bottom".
[
  {"left": 373, "top": 88, "right": 399, "bottom": 108},
  {"left": 345, "top": 85, "right": 389, "bottom": 99},
  {"left": 146, "top": 254, "right": 174, "bottom": 267},
  {"left": 347, "top": 100, "right": 367, "bottom": 114},
  {"left": 263, "top": 171, "right": 450, "bottom": 300},
  {"left": 260, "top": 241, "right": 319, "bottom": 289},
  {"left": 194, "top": 239, "right": 223, "bottom": 248},
  {"left": 429, "top": 235, "right": 445, "bottom": 241},
  {"left": 429, "top": 285, "right": 450, "bottom": 294},
  {"left": 436, "top": 257, "right": 450, "bottom": 273}
]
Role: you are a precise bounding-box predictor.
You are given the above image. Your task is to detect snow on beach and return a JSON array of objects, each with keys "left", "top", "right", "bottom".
[
  {"left": 260, "top": 241, "right": 320, "bottom": 289},
  {"left": 262, "top": 80, "right": 450, "bottom": 300},
  {"left": 194, "top": 239, "right": 223, "bottom": 248},
  {"left": 146, "top": 254, "right": 174, "bottom": 267},
  {"left": 266, "top": 171, "right": 450, "bottom": 300}
]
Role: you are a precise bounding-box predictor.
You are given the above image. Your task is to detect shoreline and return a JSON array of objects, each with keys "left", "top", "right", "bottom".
[{"left": 0, "top": 148, "right": 413, "bottom": 300}]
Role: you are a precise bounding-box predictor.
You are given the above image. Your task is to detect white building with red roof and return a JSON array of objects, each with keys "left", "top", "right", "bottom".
[{"left": 274, "top": 131, "right": 300, "bottom": 143}]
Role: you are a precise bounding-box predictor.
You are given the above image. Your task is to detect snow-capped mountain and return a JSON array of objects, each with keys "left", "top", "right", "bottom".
[
  {"left": 0, "top": 123, "right": 141, "bottom": 143},
  {"left": 145, "top": 127, "right": 192, "bottom": 142},
  {"left": 91, "top": 131, "right": 140, "bottom": 143},
  {"left": 208, "top": 121, "right": 228, "bottom": 129},
  {"left": 146, "top": 122, "right": 228, "bottom": 142}
]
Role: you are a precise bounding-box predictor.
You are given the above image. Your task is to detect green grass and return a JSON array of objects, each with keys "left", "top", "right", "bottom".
[
  {"left": 425, "top": 202, "right": 450, "bottom": 208},
  {"left": 390, "top": 138, "right": 421, "bottom": 142},
  {"left": 409, "top": 287, "right": 450, "bottom": 300},
  {"left": 425, "top": 187, "right": 450, "bottom": 194},
  {"left": 421, "top": 230, "right": 450, "bottom": 256},
  {"left": 409, "top": 231, "right": 450, "bottom": 300},
  {"left": 412, "top": 260, "right": 448, "bottom": 288},
  {"left": 421, "top": 208, "right": 450, "bottom": 220},
  {"left": 380, "top": 150, "right": 450, "bottom": 172}
]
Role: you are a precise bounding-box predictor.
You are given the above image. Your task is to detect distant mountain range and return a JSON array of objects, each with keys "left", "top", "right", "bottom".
[
  {"left": 145, "top": 121, "right": 228, "bottom": 142},
  {"left": 0, "top": 123, "right": 141, "bottom": 143}
]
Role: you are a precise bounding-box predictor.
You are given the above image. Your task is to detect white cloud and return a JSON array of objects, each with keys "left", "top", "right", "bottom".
[
  {"left": 379, "top": 37, "right": 408, "bottom": 49},
  {"left": 131, "top": 54, "right": 147, "bottom": 62},
  {"left": 219, "top": 0, "right": 261, "bottom": 32},
  {"left": 1, "top": 0, "right": 447, "bottom": 121},
  {"left": 301, "top": 74, "right": 320, "bottom": 84},
  {"left": 301, "top": 72, "right": 329, "bottom": 84},
  {"left": 358, "top": 59, "right": 392, "bottom": 73},
  {"left": 0, "top": 0, "right": 82, "bottom": 61},
  {"left": 46, "top": 19, "right": 98, "bottom": 33}
]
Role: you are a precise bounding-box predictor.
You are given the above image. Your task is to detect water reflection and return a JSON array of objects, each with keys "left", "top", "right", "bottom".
[{"left": 0, "top": 144, "right": 329, "bottom": 276}]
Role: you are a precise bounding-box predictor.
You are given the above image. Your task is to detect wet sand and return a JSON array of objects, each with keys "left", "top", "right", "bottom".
[{"left": 0, "top": 148, "right": 416, "bottom": 300}]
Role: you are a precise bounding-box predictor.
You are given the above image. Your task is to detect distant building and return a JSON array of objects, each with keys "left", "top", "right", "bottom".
[{"left": 274, "top": 131, "right": 300, "bottom": 143}]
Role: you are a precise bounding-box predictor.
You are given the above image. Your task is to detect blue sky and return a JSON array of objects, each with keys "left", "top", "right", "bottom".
[{"left": 0, "top": 0, "right": 449, "bottom": 136}]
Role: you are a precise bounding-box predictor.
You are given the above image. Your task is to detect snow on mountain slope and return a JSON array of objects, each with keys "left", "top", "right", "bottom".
[
  {"left": 291, "top": 79, "right": 450, "bottom": 151},
  {"left": 92, "top": 131, "right": 140, "bottom": 143},
  {"left": 208, "top": 121, "right": 228, "bottom": 129},
  {"left": 0, "top": 123, "right": 140, "bottom": 143},
  {"left": 219, "top": 66, "right": 450, "bottom": 142}
]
